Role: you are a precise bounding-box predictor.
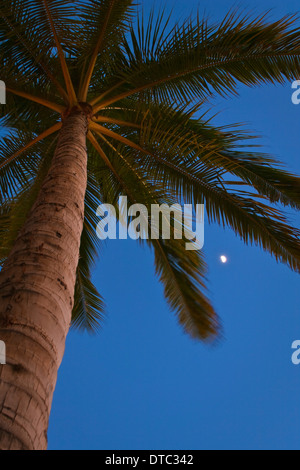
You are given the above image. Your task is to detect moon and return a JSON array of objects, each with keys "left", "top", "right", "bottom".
[{"left": 220, "top": 255, "right": 228, "bottom": 264}]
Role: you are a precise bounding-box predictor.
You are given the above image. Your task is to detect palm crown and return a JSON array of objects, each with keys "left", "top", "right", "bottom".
[{"left": 1, "top": 0, "right": 300, "bottom": 341}]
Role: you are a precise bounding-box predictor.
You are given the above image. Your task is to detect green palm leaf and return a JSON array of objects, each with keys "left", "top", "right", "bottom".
[
  {"left": 88, "top": 138, "right": 219, "bottom": 339},
  {"left": 72, "top": 175, "right": 105, "bottom": 332},
  {"left": 92, "top": 11, "right": 300, "bottom": 110}
]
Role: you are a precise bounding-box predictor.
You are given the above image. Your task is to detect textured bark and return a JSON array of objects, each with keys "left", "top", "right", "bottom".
[{"left": 0, "top": 110, "right": 89, "bottom": 450}]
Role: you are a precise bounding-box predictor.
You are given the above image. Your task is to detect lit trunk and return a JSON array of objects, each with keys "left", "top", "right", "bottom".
[{"left": 0, "top": 109, "right": 89, "bottom": 450}]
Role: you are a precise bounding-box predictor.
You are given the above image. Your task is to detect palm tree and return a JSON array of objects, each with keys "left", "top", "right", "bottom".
[{"left": 0, "top": 0, "right": 299, "bottom": 450}]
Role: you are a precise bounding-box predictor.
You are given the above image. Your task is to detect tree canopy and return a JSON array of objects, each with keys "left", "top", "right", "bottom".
[{"left": 0, "top": 0, "right": 299, "bottom": 340}]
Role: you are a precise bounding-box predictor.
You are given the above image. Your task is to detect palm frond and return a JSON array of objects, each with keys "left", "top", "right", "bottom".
[
  {"left": 89, "top": 116, "right": 300, "bottom": 274},
  {"left": 92, "top": 11, "right": 300, "bottom": 111},
  {"left": 6, "top": 87, "right": 64, "bottom": 113},
  {"left": 88, "top": 137, "right": 220, "bottom": 340},
  {"left": 71, "top": 175, "right": 105, "bottom": 332},
  {"left": 0, "top": 200, "right": 12, "bottom": 267},
  {"left": 92, "top": 100, "right": 300, "bottom": 210},
  {"left": 0, "top": 2, "right": 69, "bottom": 101},
  {"left": 0, "top": 129, "right": 60, "bottom": 202},
  {"left": 78, "top": 0, "right": 135, "bottom": 101},
  {"left": 0, "top": 135, "right": 57, "bottom": 262},
  {"left": 152, "top": 237, "right": 219, "bottom": 341},
  {"left": 72, "top": 269, "right": 105, "bottom": 332},
  {"left": 1, "top": 2, "right": 300, "bottom": 340},
  {"left": 41, "top": 0, "right": 77, "bottom": 103}
]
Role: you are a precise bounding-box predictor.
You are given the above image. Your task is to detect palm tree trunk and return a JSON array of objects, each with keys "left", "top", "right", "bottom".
[{"left": 0, "top": 109, "right": 89, "bottom": 450}]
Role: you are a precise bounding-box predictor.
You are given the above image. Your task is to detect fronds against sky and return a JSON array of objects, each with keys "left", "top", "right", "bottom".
[{"left": 0, "top": 0, "right": 299, "bottom": 339}]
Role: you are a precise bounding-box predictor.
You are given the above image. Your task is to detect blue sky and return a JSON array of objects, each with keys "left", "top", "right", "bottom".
[{"left": 48, "top": 0, "right": 300, "bottom": 450}]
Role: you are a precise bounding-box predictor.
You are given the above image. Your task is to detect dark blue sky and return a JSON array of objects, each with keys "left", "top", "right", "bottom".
[{"left": 48, "top": 0, "right": 300, "bottom": 450}]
